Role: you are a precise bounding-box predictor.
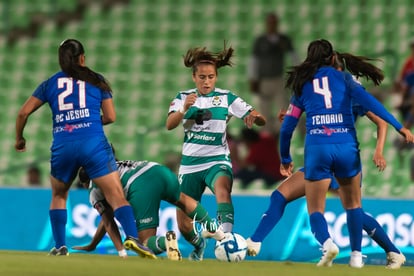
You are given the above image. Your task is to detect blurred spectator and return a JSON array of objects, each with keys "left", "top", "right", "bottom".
[
  {"left": 227, "top": 132, "right": 242, "bottom": 175},
  {"left": 393, "top": 38, "right": 414, "bottom": 180},
  {"left": 247, "top": 12, "right": 299, "bottom": 137},
  {"left": 395, "top": 38, "right": 414, "bottom": 123},
  {"left": 27, "top": 164, "right": 41, "bottom": 186},
  {"left": 164, "top": 151, "right": 181, "bottom": 174},
  {"left": 234, "top": 128, "right": 285, "bottom": 189}
]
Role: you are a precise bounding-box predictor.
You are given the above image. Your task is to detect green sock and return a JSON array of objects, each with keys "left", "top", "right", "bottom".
[
  {"left": 217, "top": 202, "right": 234, "bottom": 232},
  {"left": 188, "top": 203, "right": 218, "bottom": 232},
  {"left": 182, "top": 229, "right": 203, "bottom": 248},
  {"left": 146, "top": 235, "right": 166, "bottom": 255}
]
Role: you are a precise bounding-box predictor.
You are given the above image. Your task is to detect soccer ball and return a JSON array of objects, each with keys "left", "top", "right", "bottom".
[{"left": 214, "top": 232, "right": 247, "bottom": 262}]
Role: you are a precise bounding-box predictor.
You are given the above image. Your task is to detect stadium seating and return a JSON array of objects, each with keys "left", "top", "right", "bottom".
[{"left": 0, "top": 0, "right": 414, "bottom": 197}]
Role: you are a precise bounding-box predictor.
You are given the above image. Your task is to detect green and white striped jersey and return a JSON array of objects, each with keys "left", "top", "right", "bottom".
[
  {"left": 168, "top": 88, "right": 253, "bottom": 174},
  {"left": 88, "top": 160, "right": 158, "bottom": 208}
]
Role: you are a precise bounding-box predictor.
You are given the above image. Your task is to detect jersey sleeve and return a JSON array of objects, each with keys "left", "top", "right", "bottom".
[
  {"left": 32, "top": 80, "right": 49, "bottom": 102},
  {"left": 168, "top": 93, "right": 184, "bottom": 114},
  {"left": 346, "top": 73, "right": 403, "bottom": 131},
  {"left": 351, "top": 102, "right": 368, "bottom": 121},
  {"left": 101, "top": 90, "right": 113, "bottom": 100},
  {"left": 89, "top": 184, "right": 106, "bottom": 214},
  {"left": 279, "top": 96, "right": 303, "bottom": 164},
  {"left": 227, "top": 92, "right": 253, "bottom": 119}
]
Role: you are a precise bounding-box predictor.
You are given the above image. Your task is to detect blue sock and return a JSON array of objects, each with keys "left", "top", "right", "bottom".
[
  {"left": 346, "top": 208, "right": 363, "bottom": 252},
  {"left": 309, "top": 212, "right": 330, "bottom": 245},
  {"left": 114, "top": 205, "right": 138, "bottom": 239},
  {"left": 363, "top": 212, "right": 399, "bottom": 253},
  {"left": 251, "top": 190, "right": 287, "bottom": 242},
  {"left": 49, "top": 209, "right": 67, "bottom": 249}
]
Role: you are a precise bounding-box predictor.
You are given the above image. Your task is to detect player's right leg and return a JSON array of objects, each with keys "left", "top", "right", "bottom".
[
  {"left": 48, "top": 175, "right": 70, "bottom": 256},
  {"left": 247, "top": 170, "right": 306, "bottom": 256},
  {"left": 177, "top": 208, "right": 206, "bottom": 261},
  {"left": 362, "top": 213, "right": 405, "bottom": 269}
]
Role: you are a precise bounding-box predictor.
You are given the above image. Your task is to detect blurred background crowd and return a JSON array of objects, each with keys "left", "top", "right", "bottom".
[{"left": 1, "top": 0, "right": 414, "bottom": 197}]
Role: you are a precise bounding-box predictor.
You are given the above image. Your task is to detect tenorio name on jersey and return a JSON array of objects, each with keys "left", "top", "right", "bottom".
[
  {"left": 311, "top": 113, "right": 343, "bottom": 125},
  {"left": 55, "top": 108, "right": 90, "bottom": 123}
]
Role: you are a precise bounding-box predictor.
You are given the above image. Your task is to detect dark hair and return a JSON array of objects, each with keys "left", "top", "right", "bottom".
[
  {"left": 285, "top": 39, "right": 384, "bottom": 97},
  {"left": 335, "top": 52, "right": 383, "bottom": 85},
  {"left": 58, "top": 39, "right": 112, "bottom": 92},
  {"left": 183, "top": 42, "right": 234, "bottom": 74}
]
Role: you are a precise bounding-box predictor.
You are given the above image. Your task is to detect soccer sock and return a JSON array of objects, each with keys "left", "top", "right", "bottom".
[
  {"left": 188, "top": 202, "right": 218, "bottom": 232},
  {"left": 146, "top": 236, "right": 166, "bottom": 255},
  {"left": 346, "top": 207, "right": 363, "bottom": 252},
  {"left": 182, "top": 229, "right": 203, "bottom": 248},
  {"left": 309, "top": 212, "right": 330, "bottom": 245},
  {"left": 217, "top": 202, "right": 234, "bottom": 232},
  {"left": 251, "top": 190, "right": 287, "bottom": 242},
  {"left": 49, "top": 209, "right": 67, "bottom": 249},
  {"left": 113, "top": 205, "right": 138, "bottom": 238},
  {"left": 362, "top": 212, "right": 399, "bottom": 253}
]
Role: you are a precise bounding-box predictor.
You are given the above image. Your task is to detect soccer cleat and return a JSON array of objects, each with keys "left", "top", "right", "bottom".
[
  {"left": 48, "top": 245, "right": 69, "bottom": 256},
  {"left": 201, "top": 229, "right": 225, "bottom": 241},
  {"left": 189, "top": 238, "right": 207, "bottom": 261},
  {"left": 386, "top": 252, "right": 406, "bottom": 269},
  {"left": 349, "top": 251, "right": 365, "bottom": 268},
  {"left": 123, "top": 236, "right": 157, "bottom": 259},
  {"left": 317, "top": 238, "right": 339, "bottom": 267},
  {"left": 246, "top": 237, "right": 262, "bottom": 257},
  {"left": 165, "top": 231, "right": 182, "bottom": 261}
]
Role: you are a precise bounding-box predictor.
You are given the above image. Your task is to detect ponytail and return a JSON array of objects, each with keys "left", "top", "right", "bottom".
[{"left": 58, "top": 39, "right": 112, "bottom": 92}]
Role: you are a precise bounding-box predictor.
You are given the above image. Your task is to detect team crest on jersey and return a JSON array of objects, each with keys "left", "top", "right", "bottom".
[{"left": 212, "top": 96, "right": 221, "bottom": 106}]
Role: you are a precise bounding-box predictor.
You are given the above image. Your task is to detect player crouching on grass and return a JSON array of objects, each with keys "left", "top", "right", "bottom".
[{"left": 73, "top": 158, "right": 225, "bottom": 259}]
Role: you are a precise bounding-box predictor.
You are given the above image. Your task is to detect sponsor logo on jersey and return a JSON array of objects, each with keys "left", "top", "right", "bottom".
[
  {"left": 53, "top": 122, "right": 92, "bottom": 133},
  {"left": 139, "top": 217, "right": 153, "bottom": 224},
  {"left": 186, "top": 132, "right": 216, "bottom": 141},
  {"left": 309, "top": 126, "right": 349, "bottom": 136}
]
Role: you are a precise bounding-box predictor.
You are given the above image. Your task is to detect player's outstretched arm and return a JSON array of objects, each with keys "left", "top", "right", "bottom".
[{"left": 365, "top": 111, "right": 387, "bottom": 171}]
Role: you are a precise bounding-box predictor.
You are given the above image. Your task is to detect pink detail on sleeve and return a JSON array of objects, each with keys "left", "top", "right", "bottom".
[{"left": 286, "top": 104, "right": 302, "bottom": 119}]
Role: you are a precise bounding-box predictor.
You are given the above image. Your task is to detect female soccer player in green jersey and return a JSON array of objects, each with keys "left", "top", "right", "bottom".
[
  {"left": 73, "top": 160, "right": 225, "bottom": 260},
  {"left": 166, "top": 44, "right": 266, "bottom": 260}
]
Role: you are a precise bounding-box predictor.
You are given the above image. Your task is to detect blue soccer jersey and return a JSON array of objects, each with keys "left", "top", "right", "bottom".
[
  {"left": 33, "top": 71, "right": 116, "bottom": 183},
  {"left": 280, "top": 66, "right": 402, "bottom": 165},
  {"left": 33, "top": 71, "right": 112, "bottom": 143}
]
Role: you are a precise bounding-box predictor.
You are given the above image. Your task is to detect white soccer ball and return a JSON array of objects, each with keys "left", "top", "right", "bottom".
[{"left": 214, "top": 232, "right": 247, "bottom": 262}]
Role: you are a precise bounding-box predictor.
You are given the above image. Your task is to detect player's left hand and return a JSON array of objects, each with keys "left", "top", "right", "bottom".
[
  {"left": 399, "top": 127, "right": 414, "bottom": 143},
  {"left": 244, "top": 110, "right": 266, "bottom": 127},
  {"left": 372, "top": 152, "right": 386, "bottom": 171},
  {"left": 277, "top": 109, "right": 287, "bottom": 123},
  {"left": 280, "top": 162, "right": 293, "bottom": 177},
  {"left": 15, "top": 137, "right": 26, "bottom": 152}
]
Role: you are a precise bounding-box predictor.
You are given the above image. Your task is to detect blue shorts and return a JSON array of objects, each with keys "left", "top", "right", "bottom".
[
  {"left": 304, "top": 143, "right": 361, "bottom": 181},
  {"left": 299, "top": 166, "right": 340, "bottom": 189},
  {"left": 51, "top": 136, "right": 117, "bottom": 184}
]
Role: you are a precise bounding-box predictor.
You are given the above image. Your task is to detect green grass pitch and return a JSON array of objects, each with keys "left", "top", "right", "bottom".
[{"left": 1, "top": 250, "right": 412, "bottom": 276}]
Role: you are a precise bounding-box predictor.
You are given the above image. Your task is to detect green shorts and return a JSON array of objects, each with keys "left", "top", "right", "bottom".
[
  {"left": 179, "top": 163, "right": 233, "bottom": 202},
  {"left": 126, "top": 165, "right": 180, "bottom": 231}
]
